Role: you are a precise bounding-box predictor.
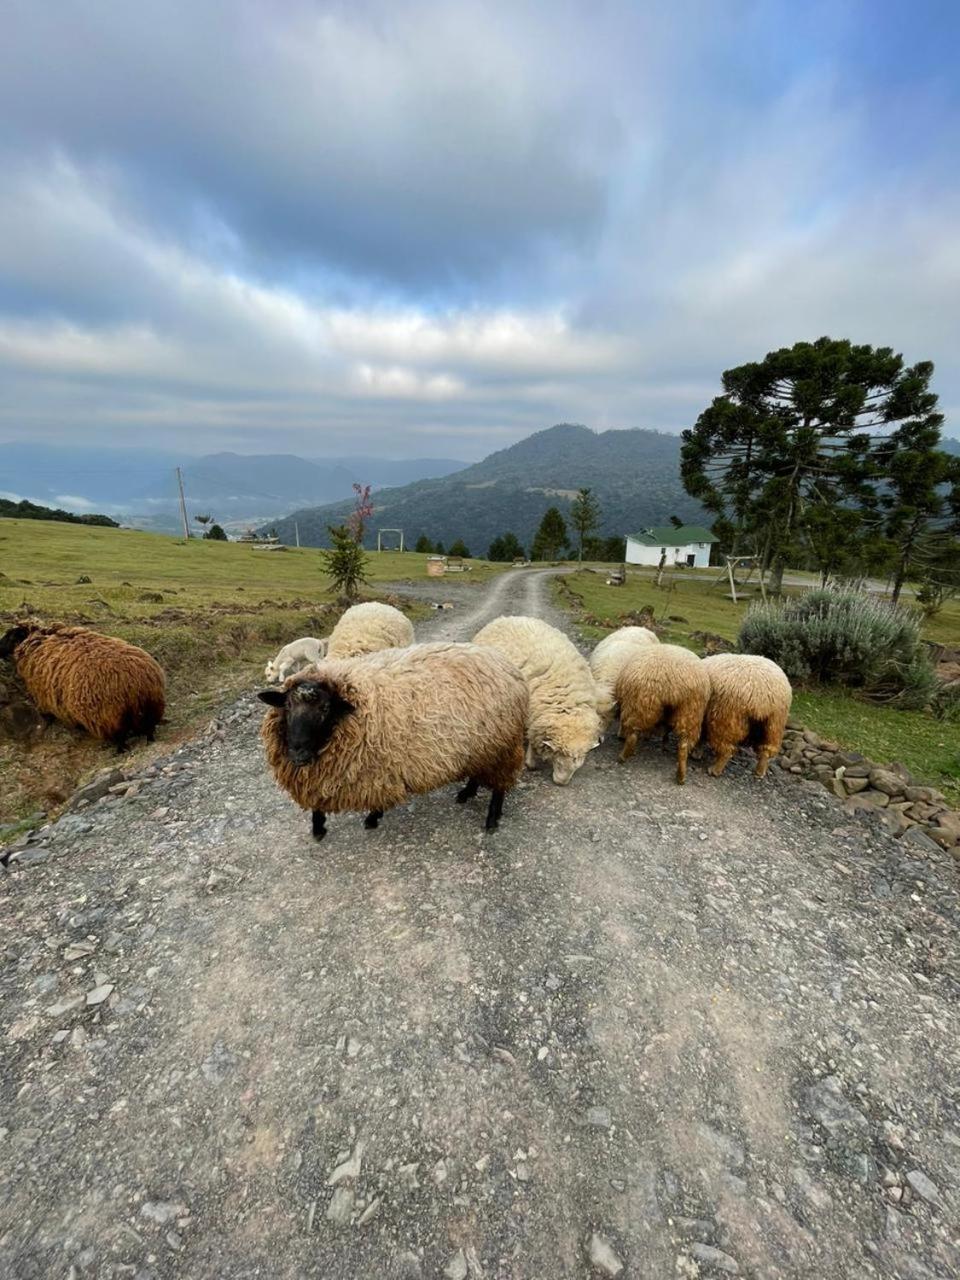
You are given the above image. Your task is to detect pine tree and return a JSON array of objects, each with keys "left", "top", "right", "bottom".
[
  {"left": 414, "top": 534, "right": 434, "bottom": 553},
  {"left": 569, "top": 488, "right": 601, "bottom": 561},
  {"left": 321, "top": 524, "right": 369, "bottom": 599},
  {"left": 488, "top": 532, "right": 525, "bottom": 562},
  {"left": 448, "top": 538, "right": 470, "bottom": 558},
  {"left": 531, "top": 507, "right": 569, "bottom": 561}
]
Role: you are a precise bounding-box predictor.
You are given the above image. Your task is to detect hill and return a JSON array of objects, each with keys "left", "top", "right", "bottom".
[
  {"left": 264, "top": 424, "right": 706, "bottom": 552},
  {"left": 0, "top": 497, "right": 118, "bottom": 527},
  {"left": 0, "top": 443, "right": 466, "bottom": 533}
]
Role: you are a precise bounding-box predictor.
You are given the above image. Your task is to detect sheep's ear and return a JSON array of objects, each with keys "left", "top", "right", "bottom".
[
  {"left": 257, "top": 689, "right": 287, "bottom": 707},
  {"left": 331, "top": 691, "right": 355, "bottom": 717}
]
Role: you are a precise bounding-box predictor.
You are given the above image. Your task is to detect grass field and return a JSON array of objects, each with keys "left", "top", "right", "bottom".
[
  {"left": 0, "top": 518, "right": 503, "bottom": 829},
  {"left": 555, "top": 565, "right": 960, "bottom": 804}
]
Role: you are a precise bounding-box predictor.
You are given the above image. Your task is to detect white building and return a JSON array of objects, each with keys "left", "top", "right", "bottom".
[{"left": 625, "top": 525, "right": 718, "bottom": 569}]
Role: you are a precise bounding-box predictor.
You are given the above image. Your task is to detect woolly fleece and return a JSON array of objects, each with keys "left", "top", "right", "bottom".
[
  {"left": 5, "top": 623, "right": 165, "bottom": 743},
  {"left": 261, "top": 641, "right": 527, "bottom": 816},
  {"left": 472, "top": 615, "right": 601, "bottom": 784},
  {"left": 590, "top": 626, "right": 660, "bottom": 727},
  {"left": 616, "top": 643, "right": 710, "bottom": 784},
  {"left": 702, "top": 653, "right": 792, "bottom": 777},
  {"left": 326, "top": 601, "right": 414, "bottom": 660}
]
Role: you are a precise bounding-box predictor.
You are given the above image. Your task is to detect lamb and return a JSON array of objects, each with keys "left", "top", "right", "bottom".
[
  {"left": 616, "top": 643, "right": 710, "bottom": 784},
  {"left": 264, "top": 636, "right": 327, "bottom": 683},
  {"left": 259, "top": 641, "right": 528, "bottom": 840},
  {"left": 472, "top": 615, "right": 601, "bottom": 785},
  {"left": 590, "top": 625, "right": 659, "bottom": 729},
  {"left": 0, "top": 622, "right": 165, "bottom": 751},
  {"left": 702, "top": 653, "right": 792, "bottom": 778},
  {"left": 325, "top": 601, "right": 414, "bottom": 659}
]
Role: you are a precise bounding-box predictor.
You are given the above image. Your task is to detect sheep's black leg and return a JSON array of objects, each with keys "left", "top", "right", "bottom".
[
  {"left": 311, "top": 809, "right": 327, "bottom": 842},
  {"left": 484, "top": 789, "right": 505, "bottom": 830},
  {"left": 113, "top": 732, "right": 129, "bottom": 755},
  {"left": 364, "top": 809, "right": 383, "bottom": 829},
  {"left": 456, "top": 778, "right": 480, "bottom": 804},
  {"left": 146, "top": 726, "right": 156, "bottom": 743}
]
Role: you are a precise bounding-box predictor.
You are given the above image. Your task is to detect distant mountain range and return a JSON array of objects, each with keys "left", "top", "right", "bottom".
[
  {"left": 263, "top": 424, "right": 708, "bottom": 552},
  {"left": 0, "top": 443, "right": 465, "bottom": 531}
]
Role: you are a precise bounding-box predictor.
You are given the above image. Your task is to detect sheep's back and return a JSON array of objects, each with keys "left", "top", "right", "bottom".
[
  {"left": 703, "top": 654, "right": 792, "bottom": 719},
  {"left": 473, "top": 616, "right": 596, "bottom": 711},
  {"left": 326, "top": 602, "right": 414, "bottom": 659},
  {"left": 262, "top": 642, "right": 527, "bottom": 813},
  {"left": 616, "top": 644, "right": 710, "bottom": 710}
]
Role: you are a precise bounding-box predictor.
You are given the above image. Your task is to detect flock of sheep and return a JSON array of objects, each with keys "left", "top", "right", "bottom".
[
  {"left": 0, "top": 600, "right": 792, "bottom": 844},
  {"left": 257, "top": 601, "right": 792, "bottom": 841}
]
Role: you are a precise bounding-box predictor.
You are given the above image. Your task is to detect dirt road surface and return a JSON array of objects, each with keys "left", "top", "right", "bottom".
[{"left": 3, "top": 570, "right": 959, "bottom": 1279}]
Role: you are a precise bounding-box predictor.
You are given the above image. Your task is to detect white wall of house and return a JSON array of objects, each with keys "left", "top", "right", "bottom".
[{"left": 625, "top": 539, "right": 712, "bottom": 569}]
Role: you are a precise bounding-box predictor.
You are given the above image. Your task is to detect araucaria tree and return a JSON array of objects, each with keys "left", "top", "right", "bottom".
[
  {"left": 681, "top": 337, "right": 953, "bottom": 593},
  {"left": 321, "top": 524, "right": 369, "bottom": 599},
  {"left": 531, "top": 507, "right": 570, "bottom": 561},
  {"left": 569, "top": 488, "right": 601, "bottom": 561}
]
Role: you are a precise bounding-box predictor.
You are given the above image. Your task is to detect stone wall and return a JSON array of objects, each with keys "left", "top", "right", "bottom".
[{"left": 777, "top": 724, "right": 960, "bottom": 856}]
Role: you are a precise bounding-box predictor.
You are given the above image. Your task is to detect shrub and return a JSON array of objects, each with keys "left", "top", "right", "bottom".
[
  {"left": 738, "top": 588, "right": 934, "bottom": 703},
  {"left": 932, "top": 681, "right": 960, "bottom": 723}
]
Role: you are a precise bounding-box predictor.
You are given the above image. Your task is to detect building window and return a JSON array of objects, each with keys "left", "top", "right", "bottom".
[
  {"left": 660, "top": 546, "right": 666, "bottom": 554},
  {"left": 699, "top": 542, "right": 705, "bottom": 548}
]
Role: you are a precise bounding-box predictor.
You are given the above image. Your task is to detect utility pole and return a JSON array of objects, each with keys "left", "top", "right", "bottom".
[
  {"left": 175, "top": 467, "right": 190, "bottom": 540},
  {"left": 295, "top": 521, "right": 300, "bottom": 548}
]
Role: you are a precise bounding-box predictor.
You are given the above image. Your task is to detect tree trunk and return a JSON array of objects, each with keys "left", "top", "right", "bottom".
[
  {"left": 891, "top": 555, "right": 908, "bottom": 605},
  {"left": 768, "top": 553, "right": 786, "bottom": 595}
]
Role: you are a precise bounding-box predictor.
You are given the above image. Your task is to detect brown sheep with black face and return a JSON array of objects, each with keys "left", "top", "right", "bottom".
[
  {"left": 0, "top": 622, "right": 165, "bottom": 752},
  {"left": 259, "top": 641, "right": 528, "bottom": 842}
]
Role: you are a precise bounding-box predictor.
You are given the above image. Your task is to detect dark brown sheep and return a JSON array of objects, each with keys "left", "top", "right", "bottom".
[{"left": 0, "top": 622, "right": 166, "bottom": 751}]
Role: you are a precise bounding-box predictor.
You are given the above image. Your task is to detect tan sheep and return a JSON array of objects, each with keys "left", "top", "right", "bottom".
[
  {"left": 616, "top": 643, "right": 710, "bottom": 784},
  {"left": 0, "top": 622, "right": 165, "bottom": 751},
  {"left": 259, "top": 642, "right": 528, "bottom": 839},
  {"left": 702, "top": 653, "right": 792, "bottom": 778},
  {"left": 473, "top": 615, "right": 601, "bottom": 785},
  {"left": 325, "top": 601, "right": 414, "bottom": 659},
  {"left": 590, "top": 625, "right": 659, "bottom": 729}
]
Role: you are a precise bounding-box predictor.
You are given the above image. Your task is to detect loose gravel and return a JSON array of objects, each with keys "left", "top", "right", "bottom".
[{"left": 2, "top": 570, "right": 959, "bottom": 1279}]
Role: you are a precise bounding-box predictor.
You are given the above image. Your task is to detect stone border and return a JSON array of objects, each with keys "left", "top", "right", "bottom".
[{"left": 777, "top": 724, "right": 959, "bottom": 855}]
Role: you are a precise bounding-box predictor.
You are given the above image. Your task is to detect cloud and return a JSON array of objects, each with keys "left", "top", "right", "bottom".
[{"left": 0, "top": 1, "right": 958, "bottom": 457}]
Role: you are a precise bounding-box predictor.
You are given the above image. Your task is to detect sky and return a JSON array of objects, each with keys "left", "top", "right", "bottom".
[{"left": 1, "top": 0, "right": 958, "bottom": 461}]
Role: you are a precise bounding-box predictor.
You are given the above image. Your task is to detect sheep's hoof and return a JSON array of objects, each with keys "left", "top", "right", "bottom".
[{"left": 364, "top": 810, "right": 383, "bottom": 830}]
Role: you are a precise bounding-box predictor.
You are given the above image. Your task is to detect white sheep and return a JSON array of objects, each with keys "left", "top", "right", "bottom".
[
  {"left": 264, "top": 636, "right": 327, "bottom": 683},
  {"left": 702, "top": 653, "right": 792, "bottom": 777},
  {"left": 590, "top": 625, "right": 659, "bottom": 729},
  {"left": 473, "top": 614, "right": 602, "bottom": 785},
  {"left": 616, "top": 643, "right": 710, "bottom": 784},
  {"left": 326, "top": 601, "right": 414, "bottom": 659}
]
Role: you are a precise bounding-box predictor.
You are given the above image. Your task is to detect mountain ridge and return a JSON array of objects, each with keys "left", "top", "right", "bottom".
[{"left": 263, "top": 424, "right": 707, "bottom": 552}]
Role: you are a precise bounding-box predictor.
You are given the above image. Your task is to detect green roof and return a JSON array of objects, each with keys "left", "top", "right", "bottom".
[{"left": 627, "top": 525, "right": 718, "bottom": 547}]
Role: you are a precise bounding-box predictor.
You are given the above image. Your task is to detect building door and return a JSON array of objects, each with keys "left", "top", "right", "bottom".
[{"left": 686, "top": 554, "right": 695, "bottom": 567}]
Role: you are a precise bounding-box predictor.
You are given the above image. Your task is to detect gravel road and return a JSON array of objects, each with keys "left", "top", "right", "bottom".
[{"left": 3, "top": 569, "right": 959, "bottom": 1279}]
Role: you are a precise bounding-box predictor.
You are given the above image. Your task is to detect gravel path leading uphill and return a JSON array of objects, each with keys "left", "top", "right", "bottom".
[{"left": 2, "top": 570, "right": 960, "bottom": 1279}]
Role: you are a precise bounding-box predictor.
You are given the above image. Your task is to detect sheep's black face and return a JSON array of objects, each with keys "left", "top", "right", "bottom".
[
  {"left": 0, "top": 626, "right": 31, "bottom": 659},
  {"left": 258, "top": 680, "right": 353, "bottom": 768}
]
